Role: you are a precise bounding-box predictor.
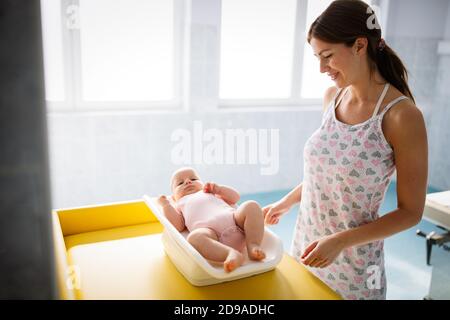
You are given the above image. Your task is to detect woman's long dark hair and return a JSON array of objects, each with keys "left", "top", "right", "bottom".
[{"left": 308, "top": 0, "right": 415, "bottom": 103}]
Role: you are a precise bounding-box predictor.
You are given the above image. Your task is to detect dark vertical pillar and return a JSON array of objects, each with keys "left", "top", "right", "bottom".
[{"left": 0, "top": 0, "right": 55, "bottom": 299}]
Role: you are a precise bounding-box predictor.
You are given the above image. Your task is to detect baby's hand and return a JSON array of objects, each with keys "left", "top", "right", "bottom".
[
  {"left": 157, "top": 195, "right": 171, "bottom": 208},
  {"left": 203, "top": 182, "right": 219, "bottom": 194}
]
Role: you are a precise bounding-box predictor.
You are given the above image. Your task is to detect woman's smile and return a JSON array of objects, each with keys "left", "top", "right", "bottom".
[{"left": 328, "top": 72, "right": 339, "bottom": 81}]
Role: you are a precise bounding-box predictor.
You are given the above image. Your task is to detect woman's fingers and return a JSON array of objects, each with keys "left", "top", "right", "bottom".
[
  {"left": 309, "top": 258, "right": 323, "bottom": 268},
  {"left": 262, "top": 206, "right": 274, "bottom": 220},
  {"left": 264, "top": 210, "right": 279, "bottom": 225},
  {"left": 305, "top": 255, "right": 324, "bottom": 267},
  {"left": 263, "top": 207, "right": 273, "bottom": 222},
  {"left": 303, "top": 250, "right": 329, "bottom": 268},
  {"left": 269, "top": 216, "right": 278, "bottom": 225},
  {"left": 263, "top": 203, "right": 285, "bottom": 224},
  {"left": 265, "top": 215, "right": 273, "bottom": 225},
  {"left": 301, "top": 241, "right": 318, "bottom": 260},
  {"left": 315, "top": 259, "right": 329, "bottom": 268}
]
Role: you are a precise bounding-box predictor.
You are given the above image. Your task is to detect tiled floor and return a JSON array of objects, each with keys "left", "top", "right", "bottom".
[{"left": 241, "top": 183, "right": 444, "bottom": 300}]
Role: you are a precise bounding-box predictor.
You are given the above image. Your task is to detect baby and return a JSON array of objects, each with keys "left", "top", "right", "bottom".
[{"left": 157, "top": 167, "right": 266, "bottom": 272}]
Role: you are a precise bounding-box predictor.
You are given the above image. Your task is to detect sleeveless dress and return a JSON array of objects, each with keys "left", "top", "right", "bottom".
[{"left": 291, "top": 83, "right": 408, "bottom": 300}]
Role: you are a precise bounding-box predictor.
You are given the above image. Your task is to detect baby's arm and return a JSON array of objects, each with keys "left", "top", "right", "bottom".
[
  {"left": 157, "top": 195, "right": 185, "bottom": 232},
  {"left": 204, "top": 183, "right": 240, "bottom": 206}
]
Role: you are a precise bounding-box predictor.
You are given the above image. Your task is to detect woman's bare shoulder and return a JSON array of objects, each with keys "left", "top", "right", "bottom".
[
  {"left": 383, "top": 98, "right": 425, "bottom": 148},
  {"left": 323, "top": 86, "right": 339, "bottom": 113},
  {"left": 383, "top": 94, "right": 421, "bottom": 124}
]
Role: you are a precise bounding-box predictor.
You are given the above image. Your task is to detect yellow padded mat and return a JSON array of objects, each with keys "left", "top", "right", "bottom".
[
  {"left": 54, "top": 200, "right": 341, "bottom": 300},
  {"left": 65, "top": 224, "right": 340, "bottom": 299}
]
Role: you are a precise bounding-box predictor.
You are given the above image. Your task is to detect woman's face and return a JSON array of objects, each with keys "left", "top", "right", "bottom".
[{"left": 310, "top": 37, "right": 365, "bottom": 88}]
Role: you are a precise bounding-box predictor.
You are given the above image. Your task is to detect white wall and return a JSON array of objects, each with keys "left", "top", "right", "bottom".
[
  {"left": 386, "top": 0, "right": 448, "bottom": 38},
  {"left": 445, "top": 0, "right": 450, "bottom": 39},
  {"left": 48, "top": 110, "right": 319, "bottom": 208},
  {"left": 425, "top": 0, "right": 450, "bottom": 191}
]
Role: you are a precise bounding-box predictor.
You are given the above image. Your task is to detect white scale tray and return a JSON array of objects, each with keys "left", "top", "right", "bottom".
[{"left": 143, "top": 195, "right": 284, "bottom": 286}]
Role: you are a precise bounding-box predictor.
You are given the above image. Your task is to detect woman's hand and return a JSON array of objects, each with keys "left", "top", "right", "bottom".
[
  {"left": 301, "top": 234, "right": 346, "bottom": 268},
  {"left": 203, "top": 182, "right": 219, "bottom": 194},
  {"left": 262, "top": 199, "right": 291, "bottom": 225}
]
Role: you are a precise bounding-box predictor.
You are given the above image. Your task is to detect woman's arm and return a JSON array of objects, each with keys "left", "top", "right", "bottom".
[
  {"left": 282, "top": 183, "right": 303, "bottom": 208},
  {"left": 302, "top": 101, "right": 428, "bottom": 267},
  {"left": 263, "top": 182, "right": 303, "bottom": 224}
]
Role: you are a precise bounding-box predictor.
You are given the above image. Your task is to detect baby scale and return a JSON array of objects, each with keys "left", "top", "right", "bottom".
[{"left": 143, "top": 195, "right": 284, "bottom": 286}]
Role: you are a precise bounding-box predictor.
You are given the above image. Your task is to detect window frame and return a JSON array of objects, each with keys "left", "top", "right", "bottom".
[
  {"left": 42, "top": 0, "right": 389, "bottom": 112},
  {"left": 44, "top": 0, "right": 188, "bottom": 112},
  {"left": 218, "top": 0, "right": 389, "bottom": 109}
]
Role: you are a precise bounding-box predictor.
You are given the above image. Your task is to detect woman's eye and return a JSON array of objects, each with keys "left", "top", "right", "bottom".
[{"left": 325, "top": 54, "right": 332, "bottom": 59}]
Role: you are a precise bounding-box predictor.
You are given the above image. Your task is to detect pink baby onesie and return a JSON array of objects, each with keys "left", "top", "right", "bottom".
[
  {"left": 291, "top": 83, "right": 408, "bottom": 300},
  {"left": 176, "top": 191, "right": 246, "bottom": 252}
]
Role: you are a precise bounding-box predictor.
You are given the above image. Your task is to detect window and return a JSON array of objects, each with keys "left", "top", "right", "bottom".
[
  {"left": 40, "top": 0, "right": 183, "bottom": 109},
  {"left": 40, "top": 0, "right": 65, "bottom": 102},
  {"left": 219, "top": 0, "right": 297, "bottom": 101},
  {"left": 79, "top": 0, "right": 174, "bottom": 101},
  {"left": 41, "top": 0, "right": 384, "bottom": 110},
  {"left": 219, "top": 0, "right": 377, "bottom": 104}
]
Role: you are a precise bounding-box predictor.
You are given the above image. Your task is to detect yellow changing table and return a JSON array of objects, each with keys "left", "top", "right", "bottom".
[{"left": 52, "top": 199, "right": 341, "bottom": 300}]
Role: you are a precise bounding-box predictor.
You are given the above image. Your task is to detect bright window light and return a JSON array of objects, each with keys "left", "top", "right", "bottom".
[
  {"left": 79, "top": 0, "right": 174, "bottom": 101},
  {"left": 40, "top": 0, "right": 65, "bottom": 101},
  {"left": 219, "top": 0, "right": 297, "bottom": 100}
]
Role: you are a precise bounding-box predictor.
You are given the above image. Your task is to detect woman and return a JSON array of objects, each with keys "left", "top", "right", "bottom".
[{"left": 263, "top": 0, "right": 428, "bottom": 300}]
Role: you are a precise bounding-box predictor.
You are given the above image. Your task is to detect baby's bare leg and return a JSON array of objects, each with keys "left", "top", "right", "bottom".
[
  {"left": 187, "top": 227, "right": 243, "bottom": 272},
  {"left": 234, "top": 201, "right": 266, "bottom": 260}
]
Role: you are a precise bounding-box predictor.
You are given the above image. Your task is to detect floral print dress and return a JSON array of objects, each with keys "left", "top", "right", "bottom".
[{"left": 291, "top": 83, "right": 408, "bottom": 300}]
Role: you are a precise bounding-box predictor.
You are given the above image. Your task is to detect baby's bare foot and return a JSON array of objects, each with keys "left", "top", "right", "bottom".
[
  {"left": 224, "top": 250, "right": 244, "bottom": 273},
  {"left": 248, "top": 244, "right": 266, "bottom": 261}
]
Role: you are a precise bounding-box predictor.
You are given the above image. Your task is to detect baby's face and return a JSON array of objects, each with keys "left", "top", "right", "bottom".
[{"left": 171, "top": 168, "right": 203, "bottom": 201}]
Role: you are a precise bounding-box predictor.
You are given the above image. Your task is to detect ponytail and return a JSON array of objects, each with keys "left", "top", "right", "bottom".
[{"left": 373, "top": 44, "right": 415, "bottom": 103}]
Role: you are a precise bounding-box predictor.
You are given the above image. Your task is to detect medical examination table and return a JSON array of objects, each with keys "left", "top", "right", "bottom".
[
  {"left": 52, "top": 199, "right": 341, "bottom": 300},
  {"left": 416, "top": 190, "right": 450, "bottom": 299}
]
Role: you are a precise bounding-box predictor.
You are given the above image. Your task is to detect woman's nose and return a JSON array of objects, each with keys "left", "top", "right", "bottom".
[{"left": 319, "top": 59, "right": 328, "bottom": 74}]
